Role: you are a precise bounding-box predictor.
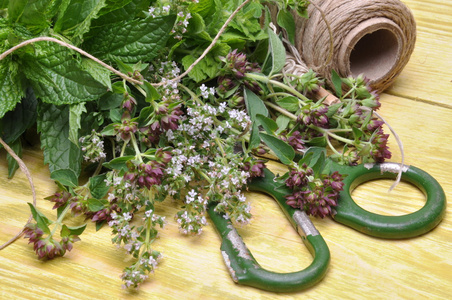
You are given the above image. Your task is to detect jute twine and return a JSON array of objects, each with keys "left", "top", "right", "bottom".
[{"left": 287, "top": 0, "right": 416, "bottom": 93}]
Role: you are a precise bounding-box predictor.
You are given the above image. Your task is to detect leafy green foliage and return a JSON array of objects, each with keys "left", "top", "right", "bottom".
[
  {"left": 54, "top": 0, "right": 107, "bottom": 41},
  {"left": 0, "top": 60, "right": 25, "bottom": 118},
  {"left": 83, "top": 15, "right": 176, "bottom": 64},
  {"left": 21, "top": 42, "right": 108, "bottom": 105},
  {"left": 37, "top": 102, "right": 82, "bottom": 187},
  {"left": 259, "top": 132, "right": 294, "bottom": 165},
  {"left": 0, "top": 87, "right": 37, "bottom": 144},
  {"left": 28, "top": 203, "right": 51, "bottom": 234},
  {"left": 89, "top": 173, "right": 110, "bottom": 199}
]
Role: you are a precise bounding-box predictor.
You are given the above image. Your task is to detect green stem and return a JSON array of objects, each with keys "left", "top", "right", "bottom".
[
  {"left": 130, "top": 134, "right": 143, "bottom": 163},
  {"left": 264, "top": 101, "right": 297, "bottom": 120},
  {"left": 316, "top": 127, "right": 355, "bottom": 145},
  {"left": 245, "top": 73, "right": 309, "bottom": 104},
  {"left": 325, "top": 134, "right": 343, "bottom": 157},
  {"left": 197, "top": 169, "right": 213, "bottom": 184},
  {"left": 50, "top": 203, "right": 71, "bottom": 236}
]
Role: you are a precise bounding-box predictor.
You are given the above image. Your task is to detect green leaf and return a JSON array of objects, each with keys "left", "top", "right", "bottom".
[
  {"left": 276, "top": 96, "right": 299, "bottom": 112},
  {"left": 96, "top": 220, "right": 106, "bottom": 231},
  {"left": 0, "top": 87, "right": 37, "bottom": 144},
  {"left": 259, "top": 132, "right": 295, "bottom": 165},
  {"left": 6, "top": 138, "right": 22, "bottom": 179},
  {"left": 331, "top": 69, "right": 343, "bottom": 97},
  {"left": 50, "top": 169, "right": 79, "bottom": 187},
  {"left": 186, "top": 12, "right": 205, "bottom": 35},
  {"left": 54, "top": 0, "right": 107, "bottom": 40},
  {"left": 275, "top": 115, "right": 291, "bottom": 134},
  {"left": 37, "top": 103, "right": 82, "bottom": 185},
  {"left": 267, "top": 28, "right": 286, "bottom": 76},
  {"left": 103, "top": 155, "right": 134, "bottom": 171},
  {"left": 84, "top": 15, "right": 176, "bottom": 64},
  {"left": 305, "top": 147, "right": 326, "bottom": 177},
  {"left": 9, "top": 0, "right": 54, "bottom": 34},
  {"left": 81, "top": 58, "right": 113, "bottom": 91},
  {"left": 244, "top": 88, "right": 268, "bottom": 120},
  {"left": 142, "top": 81, "right": 161, "bottom": 103},
  {"left": 0, "top": 60, "right": 25, "bottom": 119},
  {"left": 61, "top": 224, "right": 87, "bottom": 237},
  {"left": 189, "top": 0, "right": 214, "bottom": 17},
  {"left": 89, "top": 174, "right": 110, "bottom": 199},
  {"left": 326, "top": 102, "right": 342, "bottom": 118},
  {"left": 248, "top": 123, "right": 261, "bottom": 150},
  {"left": 181, "top": 53, "right": 220, "bottom": 82},
  {"left": 27, "top": 203, "right": 51, "bottom": 235},
  {"left": 87, "top": 198, "right": 107, "bottom": 212},
  {"left": 277, "top": 9, "right": 295, "bottom": 45},
  {"left": 68, "top": 103, "right": 87, "bottom": 146},
  {"left": 256, "top": 114, "right": 277, "bottom": 134},
  {"left": 97, "top": 92, "right": 123, "bottom": 111},
  {"left": 100, "top": 123, "right": 116, "bottom": 136},
  {"left": 91, "top": 0, "right": 149, "bottom": 28},
  {"left": 352, "top": 127, "right": 364, "bottom": 140},
  {"left": 21, "top": 42, "right": 107, "bottom": 105}
]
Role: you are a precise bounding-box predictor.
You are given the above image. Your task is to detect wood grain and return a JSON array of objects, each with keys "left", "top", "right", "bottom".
[{"left": 1, "top": 1, "right": 451, "bottom": 299}]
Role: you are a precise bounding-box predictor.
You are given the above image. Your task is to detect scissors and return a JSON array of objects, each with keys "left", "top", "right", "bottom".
[{"left": 208, "top": 159, "right": 446, "bottom": 293}]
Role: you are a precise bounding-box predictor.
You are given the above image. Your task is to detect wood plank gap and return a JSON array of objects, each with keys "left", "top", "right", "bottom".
[{"left": 383, "top": 91, "right": 452, "bottom": 110}]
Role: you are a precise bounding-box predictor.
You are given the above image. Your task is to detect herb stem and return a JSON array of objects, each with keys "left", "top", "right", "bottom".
[{"left": 264, "top": 100, "right": 297, "bottom": 120}]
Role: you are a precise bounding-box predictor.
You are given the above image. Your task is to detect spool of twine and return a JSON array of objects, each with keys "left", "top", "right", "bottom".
[{"left": 286, "top": 0, "right": 416, "bottom": 93}]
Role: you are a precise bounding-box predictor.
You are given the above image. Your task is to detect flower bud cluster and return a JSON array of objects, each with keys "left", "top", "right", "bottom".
[
  {"left": 23, "top": 223, "right": 79, "bottom": 260},
  {"left": 79, "top": 130, "right": 106, "bottom": 163},
  {"left": 218, "top": 50, "right": 261, "bottom": 95},
  {"left": 285, "top": 164, "right": 345, "bottom": 218},
  {"left": 175, "top": 189, "right": 208, "bottom": 235},
  {"left": 298, "top": 102, "right": 329, "bottom": 128}
]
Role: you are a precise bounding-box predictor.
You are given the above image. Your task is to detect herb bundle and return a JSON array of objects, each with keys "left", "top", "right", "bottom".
[{"left": 0, "top": 0, "right": 391, "bottom": 289}]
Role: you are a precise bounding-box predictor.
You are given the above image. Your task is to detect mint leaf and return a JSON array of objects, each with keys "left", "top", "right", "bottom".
[
  {"left": 83, "top": 15, "right": 176, "bottom": 64},
  {"left": 0, "top": 60, "right": 25, "bottom": 118},
  {"left": 81, "top": 58, "right": 112, "bottom": 91},
  {"left": 259, "top": 132, "right": 295, "bottom": 165},
  {"left": 37, "top": 102, "right": 82, "bottom": 185},
  {"left": 181, "top": 53, "right": 219, "bottom": 82},
  {"left": 54, "top": 0, "right": 107, "bottom": 40},
  {"left": 89, "top": 174, "right": 109, "bottom": 199},
  {"left": 21, "top": 42, "right": 107, "bottom": 105},
  {"left": 68, "top": 103, "right": 87, "bottom": 146},
  {"left": 50, "top": 169, "right": 79, "bottom": 187},
  {"left": 1, "top": 87, "right": 37, "bottom": 144},
  {"left": 9, "top": 0, "right": 56, "bottom": 34},
  {"left": 91, "top": 0, "right": 149, "bottom": 28}
]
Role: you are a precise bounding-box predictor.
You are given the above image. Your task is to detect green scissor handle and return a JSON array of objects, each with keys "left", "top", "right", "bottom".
[
  {"left": 208, "top": 168, "right": 330, "bottom": 293},
  {"left": 332, "top": 162, "right": 447, "bottom": 239}
]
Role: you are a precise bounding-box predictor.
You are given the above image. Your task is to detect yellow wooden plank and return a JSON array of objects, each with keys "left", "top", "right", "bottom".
[
  {"left": 1, "top": 93, "right": 451, "bottom": 299},
  {"left": 1, "top": 1, "right": 452, "bottom": 299},
  {"left": 387, "top": 1, "right": 452, "bottom": 106}
]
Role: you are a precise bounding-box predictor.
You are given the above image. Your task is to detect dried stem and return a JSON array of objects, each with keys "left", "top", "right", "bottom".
[
  {"left": 0, "top": 136, "right": 37, "bottom": 250},
  {"left": 0, "top": 36, "right": 143, "bottom": 85}
]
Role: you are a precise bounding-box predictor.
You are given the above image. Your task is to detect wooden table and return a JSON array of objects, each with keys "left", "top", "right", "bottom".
[{"left": 1, "top": 1, "right": 451, "bottom": 299}]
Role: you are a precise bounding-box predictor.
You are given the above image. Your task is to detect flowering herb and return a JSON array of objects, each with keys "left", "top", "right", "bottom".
[{"left": 0, "top": 0, "right": 392, "bottom": 289}]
